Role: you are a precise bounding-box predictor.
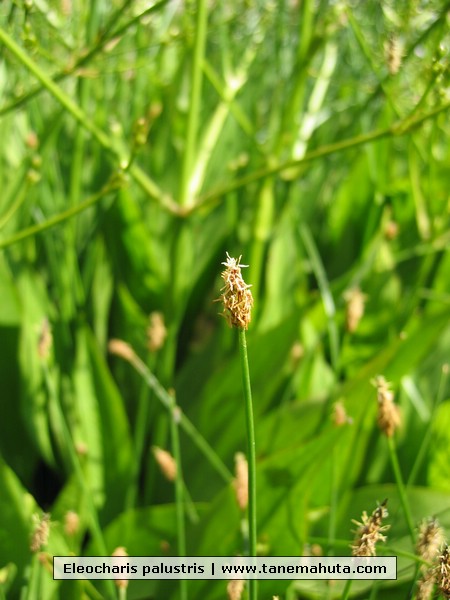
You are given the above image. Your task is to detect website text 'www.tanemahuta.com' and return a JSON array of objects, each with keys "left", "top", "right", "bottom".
[{"left": 54, "top": 556, "right": 397, "bottom": 581}]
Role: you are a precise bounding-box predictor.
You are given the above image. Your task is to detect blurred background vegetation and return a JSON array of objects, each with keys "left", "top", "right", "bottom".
[{"left": 1, "top": 0, "right": 450, "bottom": 598}]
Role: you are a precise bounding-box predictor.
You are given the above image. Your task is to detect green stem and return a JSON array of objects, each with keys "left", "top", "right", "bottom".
[
  {"left": 41, "top": 366, "right": 116, "bottom": 598},
  {"left": 407, "top": 364, "right": 449, "bottom": 486},
  {"left": 238, "top": 328, "right": 257, "bottom": 600},
  {"left": 387, "top": 437, "right": 415, "bottom": 544},
  {"left": 178, "top": 0, "right": 208, "bottom": 208},
  {"left": 0, "top": 26, "right": 171, "bottom": 210},
  {"left": 0, "top": 175, "right": 122, "bottom": 249},
  {"left": 0, "top": 0, "right": 170, "bottom": 118},
  {"left": 299, "top": 224, "right": 340, "bottom": 373},
  {"left": 341, "top": 578, "right": 353, "bottom": 600},
  {"left": 116, "top": 348, "right": 232, "bottom": 483},
  {"left": 168, "top": 394, "right": 188, "bottom": 600},
  {"left": 193, "top": 99, "right": 450, "bottom": 212}
]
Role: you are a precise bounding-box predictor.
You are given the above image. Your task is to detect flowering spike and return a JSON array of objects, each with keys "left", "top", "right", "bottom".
[
  {"left": 372, "top": 375, "right": 401, "bottom": 437},
  {"left": 218, "top": 253, "right": 253, "bottom": 329},
  {"left": 351, "top": 500, "right": 390, "bottom": 557}
]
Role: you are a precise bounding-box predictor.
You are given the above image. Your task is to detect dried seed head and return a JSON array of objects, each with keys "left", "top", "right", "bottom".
[
  {"left": 290, "top": 342, "right": 304, "bottom": 368},
  {"left": 147, "top": 311, "right": 167, "bottom": 352},
  {"left": 75, "top": 441, "right": 88, "bottom": 457},
  {"left": 384, "top": 220, "right": 399, "bottom": 240},
  {"left": 227, "top": 579, "right": 245, "bottom": 600},
  {"left": 415, "top": 518, "right": 445, "bottom": 599},
  {"left": 233, "top": 452, "right": 248, "bottom": 511},
  {"left": 372, "top": 376, "right": 401, "bottom": 437},
  {"left": 351, "top": 500, "right": 390, "bottom": 557},
  {"left": 112, "top": 547, "right": 128, "bottom": 589},
  {"left": 152, "top": 446, "right": 177, "bottom": 482},
  {"left": 332, "top": 400, "right": 353, "bottom": 427},
  {"left": 438, "top": 545, "right": 450, "bottom": 598},
  {"left": 30, "top": 513, "right": 51, "bottom": 553},
  {"left": 218, "top": 253, "right": 253, "bottom": 330},
  {"left": 108, "top": 339, "right": 136, "bottom": 362},
  {"left": 385, "top": 35, "right": 403, "bottom": 75},
  {"left": 37, "top": 552, "right": 53, "bottom": 574},
  {"left": 415, "top": 576, "right": 435, "bottom": 600},
  {"left": 343, "top": 287, "right": 367, "bottom": 333},
  {"left": 417, "top": 518, "right": 445, "bottom": 564},
  {"left": 64, "top": 511, "right": 80, "bottom": 537},
  {"left": 37, "top": 317, "right": 53, "bottom": 361}
]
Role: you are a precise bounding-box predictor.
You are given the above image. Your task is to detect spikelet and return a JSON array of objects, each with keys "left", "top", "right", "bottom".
[
  {"left": 30, "top": 513, "right": 51, "bottom": 553},
  {"left": 108, "top": 339, "right": 136, "bottom": 362},
  {"left": 227, "top": 579, "right": 245, "bottom": 600},
  {"left": 343, "top": 287, "right": 367, "bottom": 333},
  {"left": 147, "top": 311, "right": 167, "bottom": 352},
  {"left": 415, "top": 518, "right": 445, "bottom": 599},
  {"left": 112, "top": 547, "right": 128, "bottom": 590},
  {"left": 233, "top": 452, "right": 248, "bottom": 511},
  {"left": 64, "top": 511, "right": 80, "bottom": 537},
  {"left": 438, "top": 545, "right": 450, "bottom": 598},
  {"left": 351, "top": 501, "right": 390, "bottom": 557},
  {"left": 153, "top": 446, "right": 177, "bottom": 482},
  {"left": 218, "top": 253, "right": 253, "bottom": 330},
  {"left": 372, "top": 376, "right": 401, "bottom": 437}
]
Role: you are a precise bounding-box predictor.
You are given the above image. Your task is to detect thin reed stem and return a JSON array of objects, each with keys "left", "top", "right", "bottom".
[
  {"left": 168, "top": 395, "right": 188, "bottom": 600},
  {"left": 109, "top": 343, "right": 232, "bottom": 483},
  {"left": 238, "top": 328, "right": 257, "bottom": 600},
  {"left": 41, "top": 365, "right": 117, "bottom": 598},
  {"left": 387, "top": 437, "right": 415, "bottom": 544},
  {"left": 341, "top": 578, "right": 353, "bottom": 600}
]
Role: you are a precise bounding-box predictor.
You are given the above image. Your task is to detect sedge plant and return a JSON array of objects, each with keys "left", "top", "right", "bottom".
[{"left": 218, "top": 253, "right": 257, "bottom": 600}]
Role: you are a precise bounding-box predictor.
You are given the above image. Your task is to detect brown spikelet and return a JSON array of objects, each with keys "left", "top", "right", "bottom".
[
  {"left": 108, "top": 339, "right": 136, "bottom": 362},
  {"left": 147, "top": 311, "right": 167, "bottom": 352},
  {"left": 415, "top": 518, "right": 445, "bottom": 599},
  {"left": 30, "top": 513, "right": 51, "bottom": 553},
  {"left": 37, "top": 552, "right": 53, "bottom": 574},
  {"left": 153, "top": 446, "right": 177, "bottom": 482},
  {"left": 227, "top": 579, "right": 245, "bottom": 600},
  {"left": 384, "top": 220, "right": 399, "bottom": 240},
  {"left": 218, "top": 253, "right": 253, "bottom": 330},
  {"left": 343, "top": 287, "right": 367, "bottom": 333},
  {"left": 112, "top": 547, "right": 129, "bottom": 589},
  {"left": 64, "top": 511, "right": 80, "bottom": 536},
  {"left": 351, "top": 500, "right": 390, "bottom": 557},
  {"left": 332, "top": 400, "right": 353, "bottom": 427},
  {"left": 372, "top": 376, "right": 401, "bottom": 437},
  {"left": 437, "top": 545, "right": 450, "bottom": 598},
  {"left": 37, "top": 317, "right": 53, "bottom": 360},
  {"left": 233, "top": 452, "right": 248, "bottom": 511},
  {"left": 385, "top": 35, "right": 403, "bottom": 75}
]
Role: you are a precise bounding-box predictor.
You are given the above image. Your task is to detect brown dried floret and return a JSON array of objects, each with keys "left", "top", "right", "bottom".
[
  {"left": 372, "top": 375, "right": 401, "bottom": 437},
  {"left": 351, "top": 501, "right": 390, "bottom": 557},
  {"left": 233, "top": 452, "right": 248, "bottom": 511},
  {"left": 437, "top": 545, "right": 450, "bottom": 598},
  {"left": 218, "top": 253, "right": 253, "bottom": 330}
]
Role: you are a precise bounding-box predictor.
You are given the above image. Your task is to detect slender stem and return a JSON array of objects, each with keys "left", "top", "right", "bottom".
[
  {"left": 387, "top": 437, "right": 415, "bottom": 544},
  {"left": 0, "top": 27, "right": 171, "bottom": 209},
  {"left": 193, "top": 99, "right": 450, "bottom": 212},
  {"left": 168, "top": 394, "right": 188, "bottom": 600},
  {"left": 299, "top": 224, "right": 340, "bottom": 373},
  {"left": 0, "top": 175, "right": 122, "bottom": 249},
  {"left": 407, "top": 364, "right": 449, "bottom": 486},
  {"left": 113, "top": 347, "right": 233, "bottom": 483},
  {"left": 41, "top": 366, "right": 117, "bottom": 598},
  {"left": 178, "top": 0, "right": 208, "bottom": 208},
  {"left": 238, "top": 329, "right": 257, "bottom": 600},
  {"left": 341, "top": 578, "right": 353, "bottom": 600}
]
